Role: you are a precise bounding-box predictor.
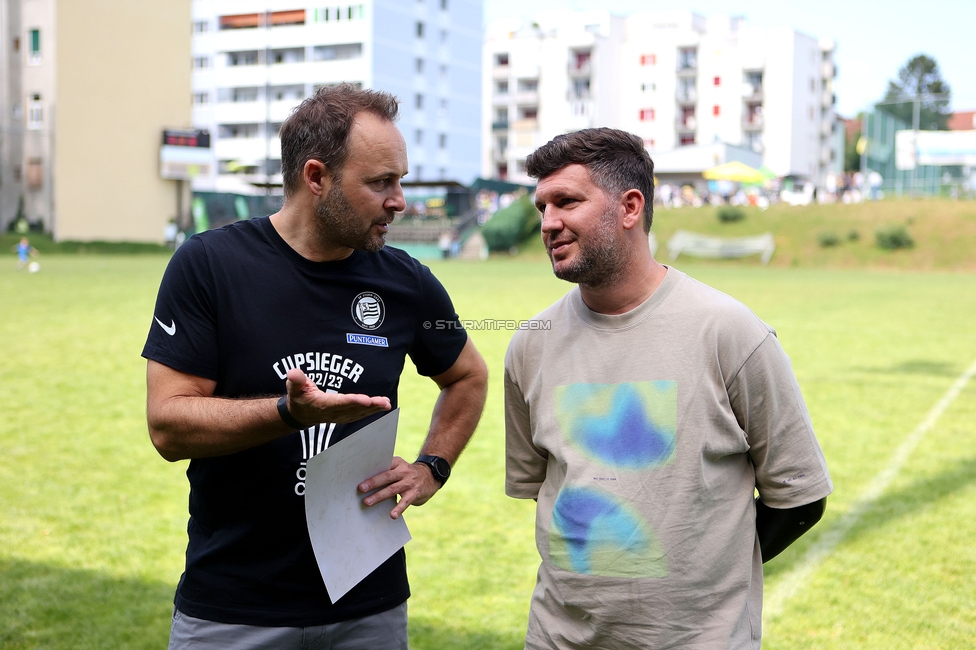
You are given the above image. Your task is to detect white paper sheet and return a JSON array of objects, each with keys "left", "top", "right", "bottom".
[{"left": 304, "top": 408, "right": 411, "bottom": 602}]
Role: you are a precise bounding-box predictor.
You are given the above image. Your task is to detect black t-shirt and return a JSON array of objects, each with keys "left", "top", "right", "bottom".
[{"left": 142, "top": 217, "right": 468, "bottom": 626}]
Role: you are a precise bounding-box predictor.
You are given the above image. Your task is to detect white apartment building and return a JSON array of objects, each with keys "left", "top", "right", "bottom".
[
  {"left": 484, "top": 10, "right": 838, "bottom": 186},
  {"left": 191, "top": 0, "right": 482, "bottom": 196}
]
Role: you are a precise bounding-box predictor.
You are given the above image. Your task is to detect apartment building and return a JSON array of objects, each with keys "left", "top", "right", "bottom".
[
  {"left": 484, "top": 10, "right": 839, "bottom": 186},
  {"left": 0, "top": 0, "right": 191, "bottom": 242},
  {"left": 483, "top": 10, "right": 625, "bottom": 181},
  {"left": 191, "top": 0, "right": 482, "bottom": 196}
]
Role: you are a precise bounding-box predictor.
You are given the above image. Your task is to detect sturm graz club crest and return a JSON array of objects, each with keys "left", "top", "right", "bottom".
[{"left": 351, "top": 292, "right": 385, "bottom": 330}]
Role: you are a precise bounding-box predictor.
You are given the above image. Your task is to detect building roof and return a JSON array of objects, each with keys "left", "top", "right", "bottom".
[{"left": 948, "top": 111, "right": 976, "bottom": 131}]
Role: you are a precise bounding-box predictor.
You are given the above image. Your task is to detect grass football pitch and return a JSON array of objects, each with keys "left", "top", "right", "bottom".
[{"left": 1, "top": 253, "right": 975, "bottom": 649}]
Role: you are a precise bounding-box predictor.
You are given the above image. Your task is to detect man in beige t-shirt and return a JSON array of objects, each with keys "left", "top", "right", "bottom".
[{"left": 505, "top": 128, "right": 832, "bottom": 649}]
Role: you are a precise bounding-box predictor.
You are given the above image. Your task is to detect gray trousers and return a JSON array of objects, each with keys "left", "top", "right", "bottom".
[{"left": 168, "top": 602, "right": 409, "bottom": 650}]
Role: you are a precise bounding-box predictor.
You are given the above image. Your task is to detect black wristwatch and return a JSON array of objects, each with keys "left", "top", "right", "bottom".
[{"left": 416, "top": 455, "right": 451, "bottom": 486}]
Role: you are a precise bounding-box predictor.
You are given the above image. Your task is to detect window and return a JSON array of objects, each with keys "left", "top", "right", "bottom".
[
  {"left": 571, "top": 78, "right": 590, "bottom": 100},
  {"left": 193, "top": 20, "right": 209, "bottom": 33},
  {"left": 313, "top": 43, "right": 362, "bottom": 60},
  {"left": 439, "top": 133, "right": 447, "bottom": 149},
  {"left": 27, "top": 94, "right": 42, "bottom": 129},
  {"left": 639, "top": 108, "right": 655, "bottom": 121},
  {"left": 416, "top": 21, "right": 424, "bottom": 38},
  {"left": 495, "top": 53, "right": 509, "bottom": 66},
  {"left": 439, "top": 99, "right": 448, "bottom": 117},
  {"left": 440, "top": 29, "right": 448, "bottom": 43},
  {"left": 27, "top": 158, "right": 43, "bottom": 189},
  {"left": 193, "top": 56, "right": 210, "bottom": 69},
  {"left": 714, "top": 76, "right": 721, "bottom": 86},
  {"left": 415, "top": 129, "right": 423, "bottom": 145},
  {"left": 313, "top": 6, "right": 364, "bottom": 22},
  {"left": 440, "top": 64, "right": 448, "bottom": 80},
  {"left": 640, "top": 53, "right": 656, "bottom": 65},
  {"left": 415, "top": 94, "right": 424, "bottom": 110},
  {"left": 441, "top": 0, "right": 448, "bottom": 9},
  {"left": 495, "top": 80, "right": 508, "bottom": 94},
  {"left": 194, "top": 92, "right": 210, "bottom": 104},
  {"left": 416, "top": 58, "right": 424, "bottom": 73},
  {"left": 232, "top": 87, "right": 259, "bottom": 102},
  {"left": 28, "top": 28, "right": 40, "bottom": 63},
  {"left": 271, "top": 48, "right": 305, "bottom": 64},
  {"left": 219, "top": 124, "right": 260, "bottom": 139},
  {"left": 571, "top": 49, "right": 591, "bottom": 71},
  {"left": 228, "top": 51, "right": 259, "bottom": 66},
  {"left": 713, "top": 105, "right": 720, "bottom": 116}
]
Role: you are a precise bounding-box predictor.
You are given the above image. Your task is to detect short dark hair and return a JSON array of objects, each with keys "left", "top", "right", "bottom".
[
  {"left": 525, "top": 128, "right": 655, "bottom": 232},
  {"left": 279, "top": 83, "right": 400, "bottom": 197}
]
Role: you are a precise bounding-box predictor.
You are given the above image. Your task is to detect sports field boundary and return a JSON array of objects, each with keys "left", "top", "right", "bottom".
[{"left": 764, "top": 354, "right": 976, "bottom": 620}]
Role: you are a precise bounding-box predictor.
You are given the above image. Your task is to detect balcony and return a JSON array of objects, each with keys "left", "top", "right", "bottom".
[
  {"left": 676, "top": 89, "right": 696, "bottom": 105},
  {"left": 491, "top": 120, "right": 509, "bottom": 131},
  {"left": 821, "top": 145, "right": 833, "bottom": 165},
  {"left": 568, "top": 61, "right": 591, "bottom": 77},
  {"left": 516, "top": 91, "right": 538, "bottom": 105},
  {"left": 677, "top": 45, "right": 698, "bottom": 74},
  {"left": 675, "top": 116, "right": 696, "bottom": 132},
  {"left": 742, "top": 114, "right": 763, "bottom": 130},
  {"left": 743, "top": 84, "right": 763, "bottom": 100}
]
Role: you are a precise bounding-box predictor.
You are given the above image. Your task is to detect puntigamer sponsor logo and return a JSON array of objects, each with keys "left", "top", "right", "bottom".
[{"left": 347, "top": 333, "right": 389, "bottom": 347}]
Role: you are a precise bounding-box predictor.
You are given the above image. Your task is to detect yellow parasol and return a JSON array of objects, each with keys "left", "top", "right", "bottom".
[{"left": 702, "top": 160, "right": 766, "bottom": 184}]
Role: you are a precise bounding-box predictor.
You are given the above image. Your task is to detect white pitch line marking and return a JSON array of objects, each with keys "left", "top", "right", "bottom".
[{"left": 764, "top": 354, "right": 976, "bottom": 620}]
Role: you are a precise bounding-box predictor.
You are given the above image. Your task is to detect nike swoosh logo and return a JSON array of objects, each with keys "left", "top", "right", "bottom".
[{"left": 154, "top": 316, "right": 177, "bottom": 336}]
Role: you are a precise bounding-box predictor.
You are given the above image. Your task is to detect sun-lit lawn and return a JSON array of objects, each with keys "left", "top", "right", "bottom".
[{"left": 1, "top": 240, "right": 975, "bottom": 648}]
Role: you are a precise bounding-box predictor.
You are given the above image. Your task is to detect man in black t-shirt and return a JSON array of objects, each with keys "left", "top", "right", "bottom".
[{"left": 144, "top": 84, "right": 488, "bottom": 649}]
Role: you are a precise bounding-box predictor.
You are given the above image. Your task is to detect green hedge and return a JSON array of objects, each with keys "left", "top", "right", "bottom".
[{"left": 481, "top": 194, "right": 540, "bottom": 252}]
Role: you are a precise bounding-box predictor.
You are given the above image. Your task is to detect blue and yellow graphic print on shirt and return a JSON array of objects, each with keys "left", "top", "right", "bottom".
[{"left": 549, "top": 381, "right": 677, "bottom": 578}]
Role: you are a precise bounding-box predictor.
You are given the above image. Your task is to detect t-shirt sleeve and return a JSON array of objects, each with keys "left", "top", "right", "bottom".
[
  {"left": 729, "top": 333, "right": 833, "bottom": 508},
  {"left": 141, "top": 235, "right": 220, "bottom": 381},
  {"left": 504, "top": 335, "right": 548, "bottom": 499},
  {"left": 407, "top": 264, "right": 468, "bottom": 377}
]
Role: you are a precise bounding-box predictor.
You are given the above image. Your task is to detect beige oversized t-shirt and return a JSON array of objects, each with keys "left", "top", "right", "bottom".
[{"left": 505, "top": 267, "right": 832, "bottom": 650}]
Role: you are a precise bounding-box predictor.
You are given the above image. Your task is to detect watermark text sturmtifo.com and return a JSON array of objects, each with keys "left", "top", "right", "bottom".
[{"left": 423, "top": 319, "right": 551, "bottom": 331}]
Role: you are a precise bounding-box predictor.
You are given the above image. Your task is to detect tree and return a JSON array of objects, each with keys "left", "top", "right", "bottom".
[
  {"left": 881, "top": 54, "right": 951, "bottom": 130},
  {"left": 844, "top": 114, "right": 863, "bottom": 172}
]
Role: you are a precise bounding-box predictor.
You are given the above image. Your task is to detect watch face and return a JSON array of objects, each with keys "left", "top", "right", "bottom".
[
  {"left": 431, "top": 458, "right": 450, "bottom": 477},
  {"left": 420, "top": 455, "right": 450, "bottom": 482}
]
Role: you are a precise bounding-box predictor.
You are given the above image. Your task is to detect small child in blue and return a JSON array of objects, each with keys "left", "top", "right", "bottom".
[{"left": 15, "top": 237, "right": 37, "bottom": 270}]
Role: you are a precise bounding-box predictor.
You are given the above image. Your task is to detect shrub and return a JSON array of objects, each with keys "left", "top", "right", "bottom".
[
  {"left": 481, "top": 194, "right": 541, "bottom": 252},
  {"left": 847, "top": 229, "right": 861, "bottom": 242},
  {"left": 717, "top": 206, "right": 745, "bottom": 223},
  {"left": 818, "top": 232, "right": 841, "bottom": 247},
  {"left": 875, "top": 225, "right": 915, "bottom": 250}
]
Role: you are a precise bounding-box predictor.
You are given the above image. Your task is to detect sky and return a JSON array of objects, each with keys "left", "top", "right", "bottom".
[{"left": 483, "top": 0, "right": 976, "bottom": 118}]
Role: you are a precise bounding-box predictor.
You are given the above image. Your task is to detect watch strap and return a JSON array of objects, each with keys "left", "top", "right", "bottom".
[
  {"left": 416, "top": 454, "right": 451, "bottom": 486},
  {"left": 276, "top": 395, "right": 307, "bottom": 430}
]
